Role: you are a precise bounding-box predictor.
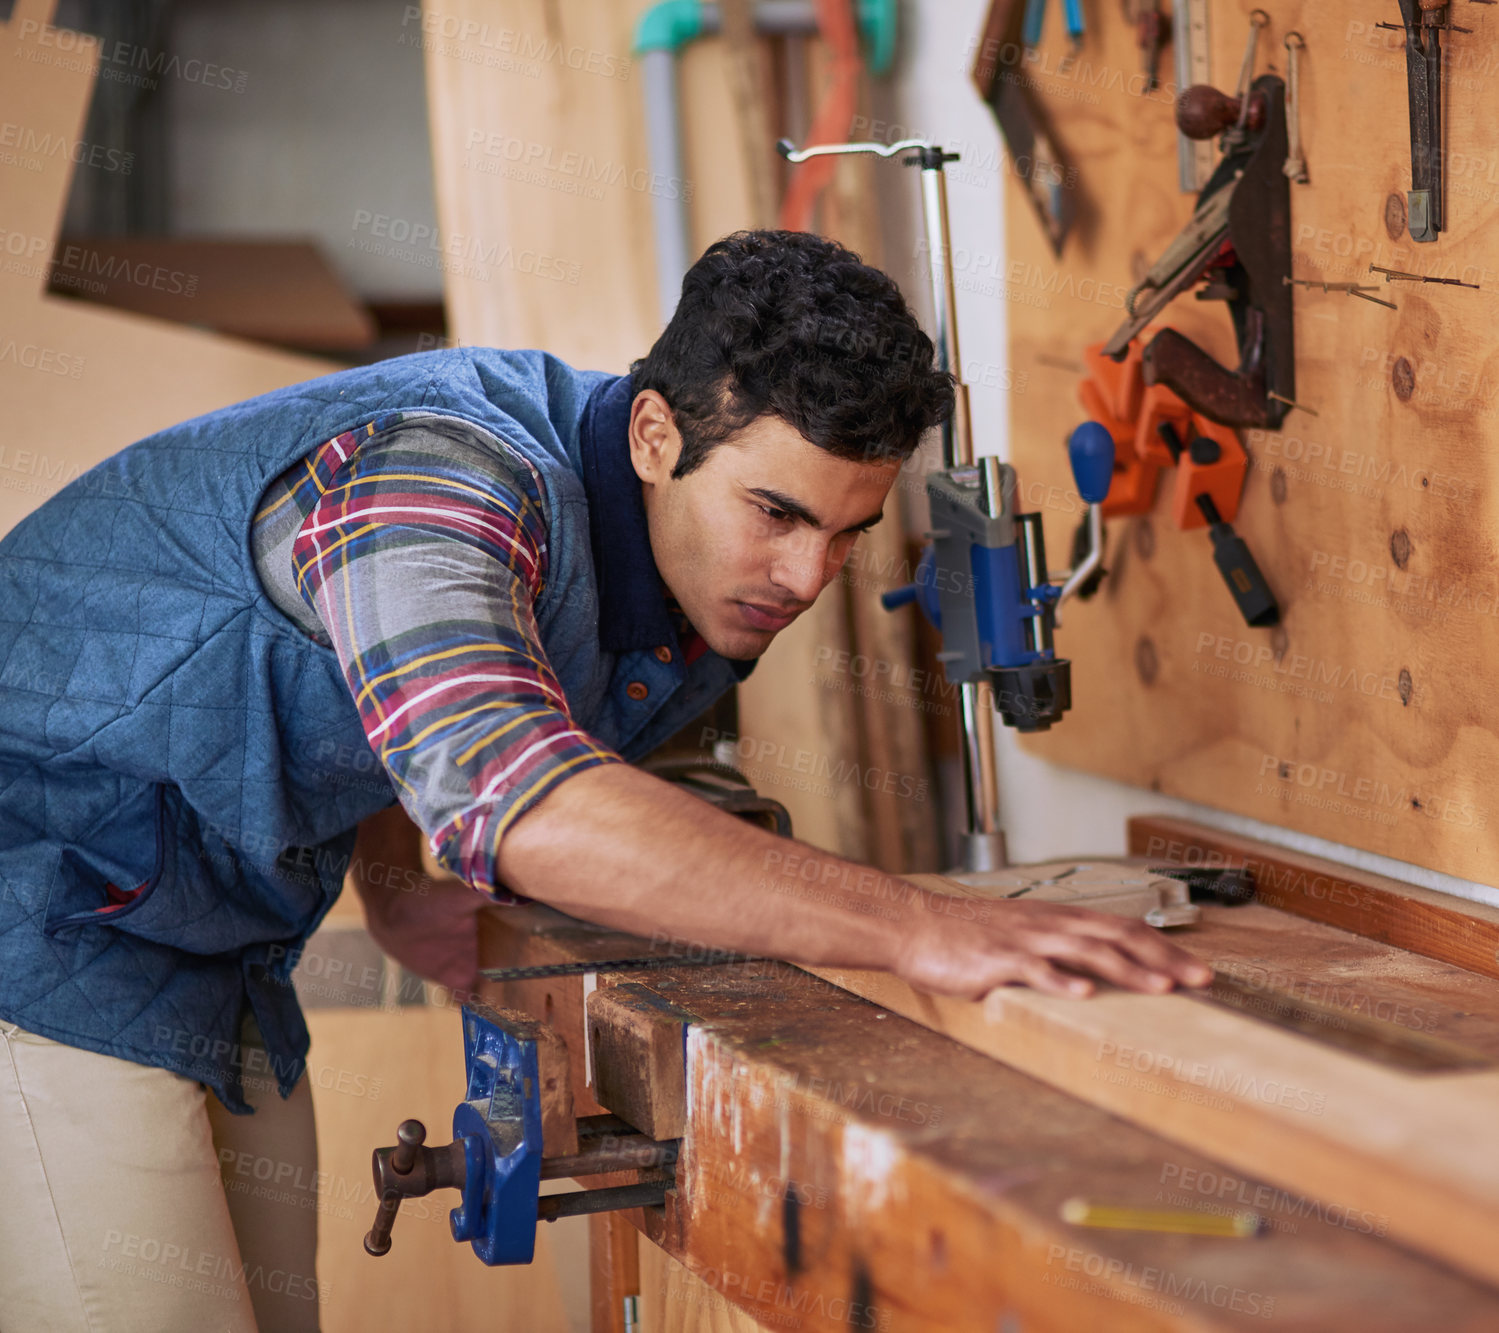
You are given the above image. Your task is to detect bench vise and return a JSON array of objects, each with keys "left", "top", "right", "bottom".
[{"left": 363, "top": 1001, "right": 677, "bottom": 1266}]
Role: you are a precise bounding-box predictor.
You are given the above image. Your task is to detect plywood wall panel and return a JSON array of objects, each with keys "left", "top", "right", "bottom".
[{"left": 1001, "top": 1, "right": 1499, "bottom": 882}]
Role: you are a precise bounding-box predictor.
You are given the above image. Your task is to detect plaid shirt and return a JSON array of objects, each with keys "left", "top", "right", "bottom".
[{"left": 252, "top": 414, "right": 620, "bottom": 900}]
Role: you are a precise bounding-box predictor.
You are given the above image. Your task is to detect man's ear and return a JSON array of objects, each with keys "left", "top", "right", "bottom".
[{"left": 628, "top": 389, "right": 681, "bottom": 486}]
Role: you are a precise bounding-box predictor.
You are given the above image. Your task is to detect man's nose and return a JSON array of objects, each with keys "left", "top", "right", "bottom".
[{"left": 769, "top": 535, "right": 831, "bottom": 604}]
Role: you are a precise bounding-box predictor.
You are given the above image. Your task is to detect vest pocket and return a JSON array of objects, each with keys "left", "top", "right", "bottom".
[
  {"left": 41, "top": 783, "right": 343, "bottom": 953},
  {"left": 41, "top": 780, "right": 166, "bottom": 939}
]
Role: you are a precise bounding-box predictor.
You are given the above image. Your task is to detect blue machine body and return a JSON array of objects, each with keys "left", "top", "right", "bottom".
[
  {"left": 879, "top": 429, "right": 1112, "bottom": 731},
  {"left": 448, "top": 1005, "right": 546, "bottom": 1266},
  {"left": 972, "top": 541, "right": 1051, "bottom": 672}
]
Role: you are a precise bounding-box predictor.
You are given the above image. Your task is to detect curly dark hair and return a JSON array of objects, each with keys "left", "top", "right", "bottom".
[{"left": 630, "top": 230, "right": 954, "bottom": 479}]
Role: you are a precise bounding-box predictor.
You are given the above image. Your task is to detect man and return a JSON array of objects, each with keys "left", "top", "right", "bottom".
[{"left": 0, "top": 230, "right": 1209, "bottom": 1330}]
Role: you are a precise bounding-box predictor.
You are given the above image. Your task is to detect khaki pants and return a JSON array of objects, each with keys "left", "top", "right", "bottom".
[{"left": 0, "top": 1017, "right": 320, "bottom": 1333}]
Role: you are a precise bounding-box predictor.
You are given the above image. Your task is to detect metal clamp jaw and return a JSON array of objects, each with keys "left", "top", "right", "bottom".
[{"left": 363, "top": 1003, "right": 678, "bottom": 1267}]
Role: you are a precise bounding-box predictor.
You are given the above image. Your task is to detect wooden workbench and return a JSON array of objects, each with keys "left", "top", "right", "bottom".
[{"left": 476, "top": 828, "right": 1499, "bottom": 1331}]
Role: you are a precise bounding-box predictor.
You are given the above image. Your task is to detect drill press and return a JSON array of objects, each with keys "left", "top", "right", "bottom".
[{"left": 777, "top": 136, "right": 1114, "bottom": 872}]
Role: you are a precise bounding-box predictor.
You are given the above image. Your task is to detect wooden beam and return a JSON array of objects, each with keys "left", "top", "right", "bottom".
[
  {"left": 586, "top": 982, "right": 691, "bottom": 1140},
  {"left": 1129, "top": 815, "right": 1499, "bottom": 982}
]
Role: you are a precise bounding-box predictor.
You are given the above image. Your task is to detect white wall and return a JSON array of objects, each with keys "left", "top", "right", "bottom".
[
  {"left": 880, "top": 0, "right": 1499, "bottom": 907},
  {"left": 167, "top": 0, "right": 442, "bottom": 300}
]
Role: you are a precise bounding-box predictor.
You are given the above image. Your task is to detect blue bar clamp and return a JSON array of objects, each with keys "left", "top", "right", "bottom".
[{"left": 363, "top": 1002, "right": 678, "bottom": 1266}]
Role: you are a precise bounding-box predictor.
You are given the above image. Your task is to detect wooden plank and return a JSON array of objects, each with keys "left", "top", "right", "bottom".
[
  {"left": 0, "top": 6, "right": 336, "bottom": 542},
  {"left": 477, "top": 903, "right": 1499, "bottom": 1329},
  {"left": 996, "top": 0, "right": 1499, "bottom": 884},
  {"left": 589, "top": 1213, "right": 642, "bottom": 1333},
  {"left": 810, "top": 875, "right": 1499, "bottom": 1290},
  {"left": 586, "top": 982, "right": 690, "bottom": 1140},
  {"left": 47, "top": 238, "right": 376, "bottom": 350},
  {"left": 638, "top": 1243, "right": 770, "bottom": 1333},
  {"left": 1129, "top": 815, "right": 1499, "bottom": 981},
  {"left": 420, "top": 0, "right": 680, "bottom": 368}
]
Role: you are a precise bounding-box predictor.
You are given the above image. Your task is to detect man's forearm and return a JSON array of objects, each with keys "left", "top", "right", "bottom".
[{"left": 496, "top": 763, "right": 924, "bottom": 970}]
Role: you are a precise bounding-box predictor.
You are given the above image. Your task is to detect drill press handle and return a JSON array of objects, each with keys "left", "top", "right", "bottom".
[{"left": 1068, "top": 421, "right": 1115, "bottom": 504}]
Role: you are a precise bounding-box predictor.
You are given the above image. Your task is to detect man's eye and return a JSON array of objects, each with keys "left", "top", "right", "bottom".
[{"left": 757, "top": 505, "right": 792, "bottom": 523}]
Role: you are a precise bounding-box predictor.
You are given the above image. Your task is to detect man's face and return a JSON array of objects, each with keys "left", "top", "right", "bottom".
[{"left": 628, "top": 390, "right": 900, "bottom": 661}]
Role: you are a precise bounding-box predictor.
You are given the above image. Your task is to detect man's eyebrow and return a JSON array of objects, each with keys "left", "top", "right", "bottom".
[{"left": 747, "top": 487, "right": 884, "bottom": 534}]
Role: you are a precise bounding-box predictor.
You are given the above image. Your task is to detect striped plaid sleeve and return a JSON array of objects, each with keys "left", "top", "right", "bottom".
[{"left": 290, "top": 417, "right": 621, "bottom": 900}]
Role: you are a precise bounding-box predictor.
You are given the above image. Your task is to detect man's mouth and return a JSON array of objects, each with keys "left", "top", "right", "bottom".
[{"left": 736, "top": 600, "right": 804, "bottom": 632}]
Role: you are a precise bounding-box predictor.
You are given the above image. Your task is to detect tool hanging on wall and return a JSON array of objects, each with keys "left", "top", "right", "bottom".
[
  {"left": 971, "top": 0, "right": 1078, "bottom": 255},
  {"left": 1074, "top": 339, "right": 1280, "bottom": 628},
  {"left": 1376, "top": 0, "right": 1470, "bottom": 242},
  {"left": 1282, "top": 32, "right": 1308, "bottom": 183},
  {"left": 1102, "top": 70, "right": 1294, "bottom": 431},
  {"left": 1173, "top": 0, "right": 1212, "bottom": 190},
  {"left": 1370, "top": 263, "right": 1482, "bottom": 289},
  {"left": 1285, "top": 276, "right": 1396, "bottom": 310},
  {"left": 1220, "top": 10, "right": 1269, "bottom": 154},
  {"left": 1024, "top": 0, "right": 1084, "bottom": 51},
  {"left": 1133, "top": 0, "right": 1167, "bottom": 93}
]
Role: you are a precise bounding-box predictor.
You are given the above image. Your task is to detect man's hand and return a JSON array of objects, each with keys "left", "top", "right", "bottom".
[
  {"left": 896, "top": 896, "right": 1214, "bottom": 1000},
  {"left": 347, "top": 805, "right": 483, "bottom": 993}
]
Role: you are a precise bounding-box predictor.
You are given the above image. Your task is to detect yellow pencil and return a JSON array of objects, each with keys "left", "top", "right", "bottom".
[{"left": 1060, "top": 1198, "right": 1266, "bottom": 1238}]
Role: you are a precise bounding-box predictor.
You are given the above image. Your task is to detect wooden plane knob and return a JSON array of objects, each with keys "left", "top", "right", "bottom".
[{"left": 1176, "top": 85, "right": 1266, "bottom": 140}]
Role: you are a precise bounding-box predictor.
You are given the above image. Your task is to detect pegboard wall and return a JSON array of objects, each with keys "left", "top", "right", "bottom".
[{"left": 988, "top": 1, "right": 1499, "bottom": 882}]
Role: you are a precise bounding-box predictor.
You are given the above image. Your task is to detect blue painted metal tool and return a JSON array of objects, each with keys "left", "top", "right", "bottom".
[
  {"left": 364, "top": 1003, "right": 678, "bottom": 1266},
  {"left": 1023, "top": 0, "right": 1085, "bottom": 49}
]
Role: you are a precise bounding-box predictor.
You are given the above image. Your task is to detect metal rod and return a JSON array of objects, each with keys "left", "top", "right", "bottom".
[
  {"left": 642, "top": 46, "right": 690, "bottom": 326},
  {"left": 540, "top": 1139, "right": 679, "bottom": 1180},
  {"left": 1057, "top": 503, "right": 1103, "bottom": 607},
  {"left": 918, "top": 162, "right": 973, "bottom": 469},
  {"left": 960, "top": 681, "right": 1004, "bottom": 851},
  {"left": 537, "top": 1181, "right": 670, "bottom": 1222},
  {"left": 1017, "top": 513, "right": 1050, "bottom": 653}
]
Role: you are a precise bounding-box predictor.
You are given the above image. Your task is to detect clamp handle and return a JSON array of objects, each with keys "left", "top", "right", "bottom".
[{"left": 363, "top": 1118, "right": 468, "bottom": 1257}]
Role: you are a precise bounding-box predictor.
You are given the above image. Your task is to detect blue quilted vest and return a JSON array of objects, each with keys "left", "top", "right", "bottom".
[{"left": 0, "top": 349, "right": 747, "bottom": 1111}]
